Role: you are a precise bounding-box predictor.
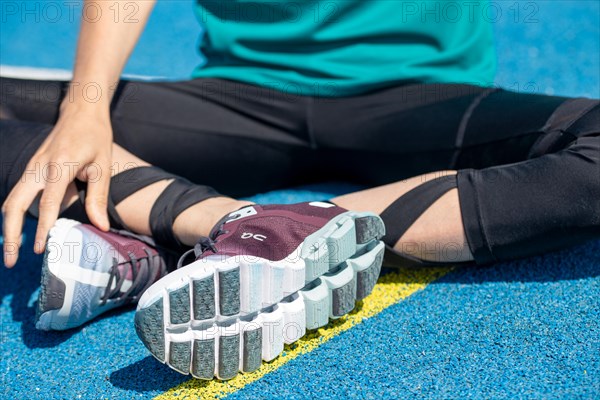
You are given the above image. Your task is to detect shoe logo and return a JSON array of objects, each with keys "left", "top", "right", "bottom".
[{"left": 241, "top": 232, "right": 266, "bottom": 241}]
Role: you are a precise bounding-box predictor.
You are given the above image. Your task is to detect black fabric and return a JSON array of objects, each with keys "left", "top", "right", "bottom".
[
  {"left": 1, "top": 77, "right": 599, "bottom": 264},
  {"left": 458, "top": 135, "right": 600, "bottom": 264},
  {"left": 0, "top": 116, "right": 221, "bottom": 248},
  {"left": 149, "top": 178, "right": 220, "bottom": 250},
  {"left": 0, "top": 119, "right": 51, "bottom": 201},
  {"left": 380, "top": 174, "right": 457, "bottom": 246},
  {"left": 44, "top": 167, "right": 176, "bottom": 229},
  {"left": 69, "top": 167, "right": 220, "bottom": 250},
  {"left": 109, "top": 166, "right": 176, "bottom": 204}
]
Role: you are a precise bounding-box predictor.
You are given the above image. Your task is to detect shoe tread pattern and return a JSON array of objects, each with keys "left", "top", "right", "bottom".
[{"left": 136, "top": 212, "right": 385, "bottom": 380}]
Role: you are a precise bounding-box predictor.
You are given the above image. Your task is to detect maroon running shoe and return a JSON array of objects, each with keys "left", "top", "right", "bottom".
[
  {"left": 135, "top": 202, "right": 385, "bottom": 380},
  {"left": 35, "top": 219, "right": 169, "bottom": 330}
]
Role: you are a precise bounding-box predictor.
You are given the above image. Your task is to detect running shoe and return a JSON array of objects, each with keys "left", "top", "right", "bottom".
[
  {"left": 135, "top": 202, "right": 385, "bottom": 380},
  {"left": 35, "top": 219, "right": 169, "bottom": 331}
]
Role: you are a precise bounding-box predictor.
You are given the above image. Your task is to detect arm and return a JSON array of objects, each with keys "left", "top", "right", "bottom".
[
  {"left": 2, "top": 0, "right": 156, "bottom": 267},
  {"left": 65, "top": 0, "right": 156, "bottom": 116}
]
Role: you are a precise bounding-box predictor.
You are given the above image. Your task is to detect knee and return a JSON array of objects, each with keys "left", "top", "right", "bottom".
[
  {"left": 0, "top": 120, "right": 52, "bottom": 202},
  {"left": 566, "top": 102, "right": 600, "bottom": 137}
]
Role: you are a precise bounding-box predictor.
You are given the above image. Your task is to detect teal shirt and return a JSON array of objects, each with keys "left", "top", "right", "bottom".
[{"left": 192, "top": 1, "right": 496, "bottom": 96}]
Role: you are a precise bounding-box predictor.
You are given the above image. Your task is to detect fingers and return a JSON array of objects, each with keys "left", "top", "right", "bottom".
[
  {"left": 2, "top": 205, "right": 25, "bottom": 268},
  {"left": 2, "top": 177, "right": 43, "bottom": 268},
  {"left": 34, "top": 163, "right": 71, "bottom": 254},
  {"left": 84, "top": 161, "right": 110, "bottom": 231},
  {"left": 2, "top": 157, "right": 112, "bottom": 267}
]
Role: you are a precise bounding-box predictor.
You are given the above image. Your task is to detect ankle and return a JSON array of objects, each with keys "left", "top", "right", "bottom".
[{"left": 173, "top": 197, "right": 254, "bottom": 246}]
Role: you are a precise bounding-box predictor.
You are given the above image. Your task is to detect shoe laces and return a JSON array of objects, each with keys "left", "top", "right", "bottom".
[
  {"left": 101, "top": 248, "right": 167, "bottom": 304},
  {"left": 176, "top": 221, "right": 234, "bottom": 269}
]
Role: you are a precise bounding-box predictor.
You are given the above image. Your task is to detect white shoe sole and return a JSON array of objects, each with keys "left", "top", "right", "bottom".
[
  {"left": 36, "top": 219, "right": 118, "bottom": 330},
  {"left": 135, "top": 211, "right": 385, "bottom": 380}
]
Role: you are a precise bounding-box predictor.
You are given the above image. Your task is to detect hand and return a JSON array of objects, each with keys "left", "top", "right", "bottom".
[{"left": 2, "top": 107, "right": 113, "bottom": 267}]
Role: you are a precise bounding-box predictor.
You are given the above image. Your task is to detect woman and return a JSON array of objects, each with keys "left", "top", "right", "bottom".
[{"left": 1, "top": 1, "right": 598, "bottom": 380}]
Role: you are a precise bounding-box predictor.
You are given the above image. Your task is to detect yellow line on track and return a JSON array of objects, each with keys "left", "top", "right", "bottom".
[{"left": 154, "top": 267, "right": 452, "bottom": 400}]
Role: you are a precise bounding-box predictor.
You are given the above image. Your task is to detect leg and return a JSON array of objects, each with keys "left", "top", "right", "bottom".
[
  {"left": 0, "top": 119, "right": 250, "bottom": 247},
  {"left": 333, "top": 171, "right": 470, "bottom": 262},
  {"left": 1, "top": 76, "right": 316, "bottom": 197},
  {"left": 2, "top": 77, "right": 390, "bottom": 346},
  {"left": 335, "top": 133, "right": 600, "bottom": 265},
  {"left": 326, "top": 86, "right": 599, "bottom": 265},
  {"left": 1, "top": 76, "right": 314, "bottom": 257}
]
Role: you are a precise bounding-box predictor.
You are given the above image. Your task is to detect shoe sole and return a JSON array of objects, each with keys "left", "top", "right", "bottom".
[
  {"left": 36, "top": 219, "right": 118, "bottom": 330},
  {"left": 36, "top": 218, "right": 83, "bottom": 330},
  {"left": 135, "top": 211, "right": 385, "bottom": 380}
]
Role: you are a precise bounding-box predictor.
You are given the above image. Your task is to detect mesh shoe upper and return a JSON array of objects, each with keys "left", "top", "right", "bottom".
[{"left": 197, "top": 202, "right": 346, "bottom": 261}]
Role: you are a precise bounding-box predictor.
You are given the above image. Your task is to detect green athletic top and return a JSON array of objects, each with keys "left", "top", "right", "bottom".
[{"left": 192, "top": 1, "right": 496, "bottom": 97}]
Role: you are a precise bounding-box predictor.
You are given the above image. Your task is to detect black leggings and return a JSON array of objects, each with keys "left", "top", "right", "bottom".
[{"left": 1, "top": 77, "right": 599, "bottom": 265}]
